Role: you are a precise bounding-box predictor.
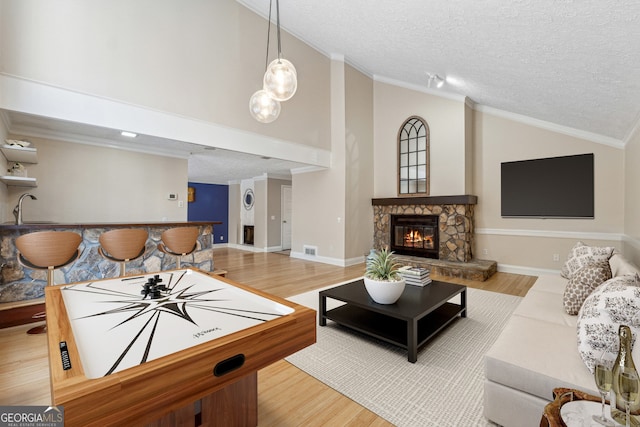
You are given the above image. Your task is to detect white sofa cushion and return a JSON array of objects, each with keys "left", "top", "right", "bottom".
[
  {"left": 484, "top": 314, "right": 597, "bottom": 401},
  {"left": 561, "top": 241, "right": 615, "bottom": 279},
  {"left": 514, "top": 288, "right": 577, "bottom": 327},
  {"left": 610, "top": 252, "right": 640, "bottom": 277},
  {"left": 576, "top": 275, "right": 640, "bottom": 372}
]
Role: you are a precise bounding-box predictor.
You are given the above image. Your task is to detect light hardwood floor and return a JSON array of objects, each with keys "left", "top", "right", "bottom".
[{"left": 0, "top": 247, "right": 537, "bottom": 426}]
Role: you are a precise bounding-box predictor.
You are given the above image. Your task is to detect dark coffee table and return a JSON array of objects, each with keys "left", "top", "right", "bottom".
[{"left": 319, "top": 279, "right": 466, "bottom": 363}]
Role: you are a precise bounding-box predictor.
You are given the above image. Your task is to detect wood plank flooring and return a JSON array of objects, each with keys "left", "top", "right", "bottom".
[{"left": 0, "top": 247, "right": 537, "bottom": 426}]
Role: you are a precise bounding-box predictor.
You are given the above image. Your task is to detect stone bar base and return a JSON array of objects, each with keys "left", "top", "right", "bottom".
[{"left": 396, "top": 254, "right": 497, "bottom": 282}]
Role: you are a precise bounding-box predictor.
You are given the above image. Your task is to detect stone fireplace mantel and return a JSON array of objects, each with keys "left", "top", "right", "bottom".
[{"left": 372, "top": 195, "right": 478, "bottom": 263}]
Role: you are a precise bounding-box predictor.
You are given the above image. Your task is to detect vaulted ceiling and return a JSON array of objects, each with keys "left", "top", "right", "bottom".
[{"left": 239, "top": 0, "right": 640, "bottom": 143}]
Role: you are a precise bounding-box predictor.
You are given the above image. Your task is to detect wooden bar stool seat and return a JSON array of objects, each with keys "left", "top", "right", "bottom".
[
  {"left": 158, "top": 227, "right": 199, "bottom": 269},
  {"left": 98, "top": 229, "right": 148, "bottom": 277},
  {"left": 15, "top": 230, "right": 82, "bottom": 334}
]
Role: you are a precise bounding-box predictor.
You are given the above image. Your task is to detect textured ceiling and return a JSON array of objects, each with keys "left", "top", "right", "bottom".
[{"left": 238, "top": 0, "right": 640, "bottom": 141}]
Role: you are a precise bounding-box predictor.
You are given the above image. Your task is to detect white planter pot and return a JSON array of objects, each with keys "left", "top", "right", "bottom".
[{"left": 364, "top": 277, "right": 406, "bottom": 304}]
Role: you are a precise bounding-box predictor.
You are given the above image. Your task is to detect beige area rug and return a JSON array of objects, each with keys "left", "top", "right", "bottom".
[{"left": 286, "top": 280, "right": 522, "bottom": 427}]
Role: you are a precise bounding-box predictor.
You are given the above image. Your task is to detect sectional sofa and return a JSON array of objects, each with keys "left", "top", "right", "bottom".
[{"left": 483, "top": 245, "right": 640, "bottom": 427}]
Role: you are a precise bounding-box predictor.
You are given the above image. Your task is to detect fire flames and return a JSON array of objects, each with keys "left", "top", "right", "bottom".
[{"left": 404, "top": 229, "right": 434, "bottom": 248}]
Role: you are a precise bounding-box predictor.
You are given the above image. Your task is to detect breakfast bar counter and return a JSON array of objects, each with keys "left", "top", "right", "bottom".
[{"left": 0, "top": 221, "right": 222, "bottom": 306}]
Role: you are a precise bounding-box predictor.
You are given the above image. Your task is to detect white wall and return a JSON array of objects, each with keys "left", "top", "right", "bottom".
[{"left": 3, "top": 136, "right": 187, "bottom": 223}]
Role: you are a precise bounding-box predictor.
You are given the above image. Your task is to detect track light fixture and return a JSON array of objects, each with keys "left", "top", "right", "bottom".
[
  {"left": 426, "top": 73, "right": 445, "bottom": 89},
  {"left": 249, "top": 0, "right": 297, "bottom": 123}
]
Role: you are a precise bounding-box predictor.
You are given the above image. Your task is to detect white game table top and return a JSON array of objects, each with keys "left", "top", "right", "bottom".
[{"left": 61, "top": 269, "right": 293, "bottom": 378}]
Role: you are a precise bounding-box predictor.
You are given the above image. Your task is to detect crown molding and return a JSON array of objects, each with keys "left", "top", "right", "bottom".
[
  {"left": 373, "top": 75, "right": 468, "bottom": 103},
  {"left": 475, "top": 104, "right": 625, "bottom": 149}
]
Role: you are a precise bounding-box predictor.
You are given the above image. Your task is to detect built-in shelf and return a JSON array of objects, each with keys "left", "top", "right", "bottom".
[
  {"left": 0, "top": 176, "right": 37, "bottom": 187},
  {"left": 1, "top": 145, "right": 38, "bottom": 164}
]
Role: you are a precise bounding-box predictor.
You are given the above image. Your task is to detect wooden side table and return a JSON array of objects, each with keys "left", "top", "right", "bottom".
[{"left": 540, "top": 388, "right": 601, "bottom": 427}]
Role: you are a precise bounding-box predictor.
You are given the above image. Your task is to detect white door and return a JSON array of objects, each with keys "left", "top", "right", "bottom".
[{"left": 281, "top": 185, "right": 292, "bottom": 250}]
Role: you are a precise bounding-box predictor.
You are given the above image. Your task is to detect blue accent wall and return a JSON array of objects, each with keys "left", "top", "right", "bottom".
[{"left": 187, "top": 182, "right": 228, "bottom": 244}]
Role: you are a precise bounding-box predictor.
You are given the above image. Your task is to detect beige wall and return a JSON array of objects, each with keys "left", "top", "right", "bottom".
[
  {"left": 345, "top": 64, "right": 374, "bottom": 259},
  {"left": 266, "top": 178, "right": 291, "bottom": 249},
  {"left": 3, "top": 137, "right": 187, "bottom": 223},
  {"left": 472, "top": 110, "right": 625, "bottom": 271},
  {"left": 373, "top": 82, "right": 467, "bottom": 197},
  {"left": 253, "top": 179, "right": 267, "bottom": 249},
  {"left": 0, "top": 0, "right": 331, "bottom": 151},
  {"left": 623, "top": 125, "right": 640, "bottom": 265},
  {"left": 0, "top": 118, "right": 8, "bottom": 223},
  {"left": 291, "top": 59, "right": 348, "bottom": 263}
]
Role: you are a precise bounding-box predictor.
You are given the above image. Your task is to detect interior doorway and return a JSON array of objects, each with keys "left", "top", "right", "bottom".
[{"left": 281, "top": 185, "right": 292, "bottom": 251}]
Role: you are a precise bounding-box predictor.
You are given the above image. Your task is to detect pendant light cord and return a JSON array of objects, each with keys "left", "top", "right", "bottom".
[
  {"left": 264, "top": 0, "right": 273, "bottom": 71},
  {"left": 276, "top": 0, "right": 282, "bottom": 61}
]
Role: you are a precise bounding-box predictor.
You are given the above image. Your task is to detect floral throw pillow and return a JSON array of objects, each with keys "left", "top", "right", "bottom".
[
  {"left": 576, "top": 275, "right": 640, "bottom": 372},
  {"left": 563, "top": 261, "right": 612, "bottom": 315},
  {"left": 561, "top": 241, "right": 615, "bottom": 279}
]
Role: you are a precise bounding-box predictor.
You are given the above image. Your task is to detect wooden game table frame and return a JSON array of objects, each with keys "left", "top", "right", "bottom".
[{"left": 45, "top": 268, "right": 316, "bottom": 426}]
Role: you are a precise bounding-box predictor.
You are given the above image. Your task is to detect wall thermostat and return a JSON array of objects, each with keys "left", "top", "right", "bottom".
[{"left": 168, "top": 193, "right": 178, "bottom": 200}]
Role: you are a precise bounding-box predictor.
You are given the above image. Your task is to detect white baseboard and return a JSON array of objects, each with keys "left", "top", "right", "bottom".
[
  {"left": 497, "top": 263, "right": 560, "bottom": 277},
  {"left": 290, "top": 251, "right": 363, "bottom": 267}
]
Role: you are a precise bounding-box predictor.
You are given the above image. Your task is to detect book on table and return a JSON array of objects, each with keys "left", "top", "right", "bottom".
[{"left": 398, "top": 266, "right": 431, "bottom": 286}]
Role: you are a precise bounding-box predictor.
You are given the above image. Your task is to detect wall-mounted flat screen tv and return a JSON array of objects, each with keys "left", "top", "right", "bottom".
[{"left": 501, "top": 153, "right": 594, "bottom": 218}]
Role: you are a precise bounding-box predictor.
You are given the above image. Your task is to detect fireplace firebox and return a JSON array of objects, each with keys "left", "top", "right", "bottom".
[{"left": 390, "top": 214, "right": 439, "bottom": 259}]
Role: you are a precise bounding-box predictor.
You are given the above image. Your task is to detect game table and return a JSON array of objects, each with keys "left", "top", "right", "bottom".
[{"left": 45, "top": 268, "right": 316, "bottom": 426}]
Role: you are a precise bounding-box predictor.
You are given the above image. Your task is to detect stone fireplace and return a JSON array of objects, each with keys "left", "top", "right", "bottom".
[
  {"left": 372, "top": 195, "right": 497, "bottom": 281},
  {"left": 372, "top": 195, "right": 477, "bottom": 263}
]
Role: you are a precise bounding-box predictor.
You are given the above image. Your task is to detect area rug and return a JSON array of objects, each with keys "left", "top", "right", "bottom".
[{"left": 286, "top": 280, "right": 522, "bottom": 427}]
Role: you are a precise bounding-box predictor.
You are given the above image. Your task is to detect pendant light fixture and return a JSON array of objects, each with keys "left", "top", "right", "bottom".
[{"left": 249, "top": 0, "right": 297, "bottom": 123}]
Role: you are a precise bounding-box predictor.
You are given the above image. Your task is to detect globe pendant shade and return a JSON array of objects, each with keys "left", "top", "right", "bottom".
[
  {"left": 264, "top": 58, "right": 297, "bottom": 101},
  {"left": 249, "top": 89, "right": 281, "bottom": 123}
]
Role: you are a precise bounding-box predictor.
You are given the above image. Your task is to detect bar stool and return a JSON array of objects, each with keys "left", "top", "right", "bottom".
[
  {"left": 158, "top": 227, "right": 199, "bottom": 269},
  {"left": 98, "top": 229, "right": 148, "bottom": 277},
  {"left": 15, "top": 230, "right": 82, "bottom": 334}
]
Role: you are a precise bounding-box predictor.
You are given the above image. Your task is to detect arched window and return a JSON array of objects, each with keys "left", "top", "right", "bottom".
[{"left": 398, "top": 116, "right": 430, "bottom": 195}]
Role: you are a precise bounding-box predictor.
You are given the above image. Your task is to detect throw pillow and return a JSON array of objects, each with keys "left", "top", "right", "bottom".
[
  {"left": 561, "top": 241, "right": 615, "bottom": 279},
  {"left": 576, "top": 275, "right": 640, "bottom": 372},
  {"left": 563, "top": 261, "right": 612, "bottom": 315}
]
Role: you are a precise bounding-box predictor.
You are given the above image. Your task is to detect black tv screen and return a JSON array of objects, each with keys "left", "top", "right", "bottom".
[{"left": 501, "top": 153, "right": 594, "bottom": 218}]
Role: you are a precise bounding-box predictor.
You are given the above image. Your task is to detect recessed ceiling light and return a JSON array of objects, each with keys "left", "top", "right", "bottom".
[
  {"left": 261, "top": 156, "right": 271, "bottom": 160},
  {"left": 121, "top": 131, "right": 137, "bottom": 138}
]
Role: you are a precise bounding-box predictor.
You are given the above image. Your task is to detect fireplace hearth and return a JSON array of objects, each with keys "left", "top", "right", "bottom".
[{"left": 390, "top": 214, "right": 439, "bottom": 259}]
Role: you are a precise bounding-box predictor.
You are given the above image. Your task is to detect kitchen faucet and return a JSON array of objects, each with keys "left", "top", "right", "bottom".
[{"left": 13, "top": 193, "right": 37, "bottom": 225}]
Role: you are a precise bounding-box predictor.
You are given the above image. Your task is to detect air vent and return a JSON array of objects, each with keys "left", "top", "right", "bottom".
[{"left": 303, "top": 245, "right": 317, "bottom": 256}]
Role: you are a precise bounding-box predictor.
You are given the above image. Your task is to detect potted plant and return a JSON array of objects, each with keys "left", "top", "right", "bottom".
[{"left": 364, "top": 248, "right": 405, "bottom": 304}]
